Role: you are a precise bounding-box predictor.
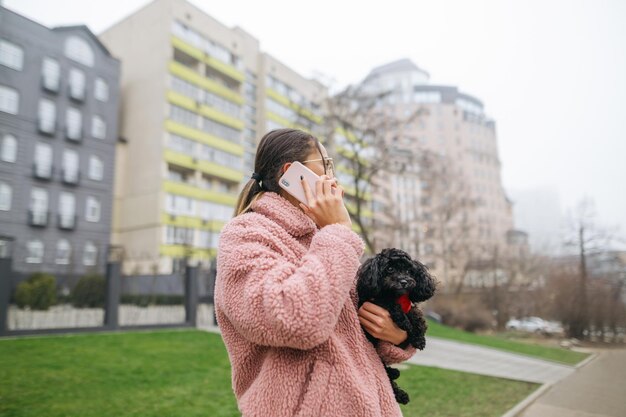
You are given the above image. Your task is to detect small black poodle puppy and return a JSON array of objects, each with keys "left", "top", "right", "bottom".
[{"left": 356, "top": 248, "right": 437, "bottom": 404}]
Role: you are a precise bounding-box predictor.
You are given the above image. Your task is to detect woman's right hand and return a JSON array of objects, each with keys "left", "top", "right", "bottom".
[{"left": 299, "top": 175, "right": 352, "bottom": 229}]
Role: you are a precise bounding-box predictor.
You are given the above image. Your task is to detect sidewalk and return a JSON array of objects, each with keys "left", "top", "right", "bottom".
[
  {"left": 406, "top": 336, "right": 575, "bottom": 384},
  {"left": 517, "top": 349, "right": 626, "bottom": 417}
]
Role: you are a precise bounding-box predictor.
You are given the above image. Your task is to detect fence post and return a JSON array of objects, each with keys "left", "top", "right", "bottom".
[
  {"left": 185, "top": 265, "right": 198, "bottom": 327},
  {"left": 104, "top": 261, "right": 121, "bottom": 330},
  {"left": 0, "top": 258, "right": 12, "bottom": 336}
]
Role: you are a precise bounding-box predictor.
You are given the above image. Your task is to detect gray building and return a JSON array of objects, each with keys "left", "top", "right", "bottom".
[{"left": 0, "top": 6, "right": 120, "bottom": 280}]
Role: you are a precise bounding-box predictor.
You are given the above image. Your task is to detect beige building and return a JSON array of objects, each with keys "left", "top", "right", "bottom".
[
  {"left": 360, "top": 59, "right": 517, "bottom": 286},
  {"left": 99, "top": 0, "right": 324, "bottom": 274}
]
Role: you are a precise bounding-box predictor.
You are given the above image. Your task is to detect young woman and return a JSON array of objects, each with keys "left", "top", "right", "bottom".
[{"left": 214, "top": 128, "right": 416, "bottom": 416}]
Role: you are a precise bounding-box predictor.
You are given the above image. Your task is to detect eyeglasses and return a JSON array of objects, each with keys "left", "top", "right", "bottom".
[{"left": 302, "top": 157, "right": 335, "bottom": 176}]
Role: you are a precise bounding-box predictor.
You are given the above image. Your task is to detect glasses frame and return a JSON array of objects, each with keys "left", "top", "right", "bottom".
[{"left": 301, "top": 157, "right": 334, "bottom": 176}]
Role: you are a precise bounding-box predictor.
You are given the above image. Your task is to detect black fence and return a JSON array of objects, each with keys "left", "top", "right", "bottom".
[{"left": 0, "top": 255, "right": 217, "bottom": 337}]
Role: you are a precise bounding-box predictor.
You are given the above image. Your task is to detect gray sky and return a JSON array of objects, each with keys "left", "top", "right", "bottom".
[{"left": 6, "top": 0, "right": 626, "bottom": 237}]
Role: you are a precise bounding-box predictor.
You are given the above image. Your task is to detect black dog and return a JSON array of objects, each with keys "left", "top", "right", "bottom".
[{"left": 356, "top": 248, "right": 437, "bottom": 404}]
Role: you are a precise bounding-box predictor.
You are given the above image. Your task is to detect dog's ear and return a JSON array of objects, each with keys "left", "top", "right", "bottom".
[
  {"left": 356, "top": 256, "right": 382, "bottom": 301},
  {"left": 409, "top": 260, "right": 437, "bottom": 302}
]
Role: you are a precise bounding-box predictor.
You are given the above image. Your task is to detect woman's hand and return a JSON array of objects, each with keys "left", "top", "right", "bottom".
[
  {"left": 358, "top": 302, "right": 408, "bottom": 346},
  {"left": 299, "top": 175, "right": 352, "bottom": 229}
]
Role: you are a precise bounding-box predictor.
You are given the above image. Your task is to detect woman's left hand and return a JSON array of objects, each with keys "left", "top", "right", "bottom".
[{"left": 358, "top": 302, "right": 408, "bottom": 346}]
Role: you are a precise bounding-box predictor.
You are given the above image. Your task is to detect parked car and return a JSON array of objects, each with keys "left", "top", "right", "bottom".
[{"left": 506, "top": 317, "right": 563, "bottom": 335}]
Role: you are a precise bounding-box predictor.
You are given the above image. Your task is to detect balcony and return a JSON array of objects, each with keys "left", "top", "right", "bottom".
[
  {"left": 28, "top": 210, "right": 49, "bottom": 227},
  {"left": 32, "top": 163, "right": 54, "bottom": 181},
  {"left": 61, "top": 169, "right": 80, "bottom": 186},
  {"left": 57, "top": 213, "right": 77, "bottom": 230}
]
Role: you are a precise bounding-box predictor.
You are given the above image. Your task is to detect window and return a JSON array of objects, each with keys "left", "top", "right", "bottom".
[
  {"left": 56, "top": 239, "right": 71, "bottom": 265},
  {"left": 0, "top": 182, "right": 11, "bottom": 211},
  {"left": 94, "top": 78, "right": 109, "bottom": 102},
  {"left": 38, "top": 99, "right": 56, "bottom": 133},
  {"left": 34, "top": 142, "right": 53, "bottom": 177},
  {"left": 88, "top": 155, "right": 103, "bottom": 180},
  {"left": 68, "top": 68, "right": 85, "bottom": 100},
  {"left": 165, "top": 193, "right": 195, "bottom": 216},
  {"left": 1, "top": 134, "right": 17, "bottom": 162},
  {"left": 164, "top": 226, "right": 194, "bottom": 245},
  {"left": 26, "top": 240, "right": 44, "bottom": 264},
  {"left": 91, "top": 116, "right": 106, "bottom": 139},
  {"left": 85, "top": 196, "right": 100, "bottom": 222},
  {"left": 83, "top": 241, "right": 97, "bottom": 266},
  {"left": 58, "top": 192, "right": 76, "bottom": 228},
  {"left": 64, "top": 36, "right": 94, "bottom": 67},
  {"left": 62, "top": 149, "right": 79, "bottom": 182},
  {"left": 41, "top": 57, "right": 60, "bottom": 92},
  {"left": 0, "top": 39, "right": 24, "bottom": 71},
  {"left": 66, "top": 107, "right": 82, "bottom": 140},
  {"left": 30, "top": 187, "right": 48, "bottom": 212},
  {"left": 0, "top": 85, "right": 19, "bottom": 114}
]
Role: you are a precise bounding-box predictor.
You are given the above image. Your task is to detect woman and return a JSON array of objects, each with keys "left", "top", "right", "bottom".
[{"left": 214, "top": 128, "right": 416, "bottom": 417}]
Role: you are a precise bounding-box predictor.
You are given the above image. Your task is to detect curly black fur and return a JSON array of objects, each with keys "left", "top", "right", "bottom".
[{"left": 356, "top": 248, "right": 437, "bottom": 405}]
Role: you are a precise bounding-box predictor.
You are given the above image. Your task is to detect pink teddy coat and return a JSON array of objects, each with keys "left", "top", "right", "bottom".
[{"left": 215, "top": 191, "right": 416, "bottom": 417}]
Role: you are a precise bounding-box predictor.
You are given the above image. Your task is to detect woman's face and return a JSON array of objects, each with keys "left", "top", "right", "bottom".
[{"left": 302, "top": 143, "right": 334, "bottom": 178}]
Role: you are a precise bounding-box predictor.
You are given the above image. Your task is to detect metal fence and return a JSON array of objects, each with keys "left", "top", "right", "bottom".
[{"left": 0, "top": 254, "right": 216, "bottom": 337}]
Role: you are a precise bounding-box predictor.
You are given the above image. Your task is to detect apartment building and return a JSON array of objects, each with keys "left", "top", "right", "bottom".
[
  {"left": 360, "top": 59, "right": 517, "bottom": 283},
  {"left": 99, "top": 0, "right": 324, "bottom": 274},
  {"left": 0, "top": 7, "right": 120, "bottom": 279}
]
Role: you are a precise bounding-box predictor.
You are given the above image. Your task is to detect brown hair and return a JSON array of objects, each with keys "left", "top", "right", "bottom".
[{"left": 234, "top": 128, "right": 322, "bottom": 216}]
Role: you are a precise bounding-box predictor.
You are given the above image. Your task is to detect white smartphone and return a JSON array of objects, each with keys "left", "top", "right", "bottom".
[{"left": 278, "top": 161, "right": 320, "bottom": 205}]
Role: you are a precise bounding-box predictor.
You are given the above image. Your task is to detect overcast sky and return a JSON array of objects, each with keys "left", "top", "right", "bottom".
[{"left": 6, "top": 0, "right": 626, "bottom": 238}]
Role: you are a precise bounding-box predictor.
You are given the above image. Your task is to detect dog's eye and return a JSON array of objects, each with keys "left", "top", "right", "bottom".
[{"left": 387, "top": 266, "right": 394, "bottom": 272}]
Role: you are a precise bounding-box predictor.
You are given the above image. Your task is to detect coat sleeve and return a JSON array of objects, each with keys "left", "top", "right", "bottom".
[
  {"left": 215, "top": 220, "right": 364, "bottom": 350},
  {"left": 376, "top": 341, "right": 417, "bottom": 365}
]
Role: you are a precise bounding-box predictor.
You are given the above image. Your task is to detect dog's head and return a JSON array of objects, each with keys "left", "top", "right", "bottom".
[{"left": 357, "top": 248, "right": 437, "bottom": 303}]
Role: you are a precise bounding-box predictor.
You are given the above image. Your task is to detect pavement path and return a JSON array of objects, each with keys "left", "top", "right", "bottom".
[
  {"left": 406, "top": 336, "right": 576, "bottom": 384},
  {"left": 518, "top": 349, "right": 626, "bottom": 417}
]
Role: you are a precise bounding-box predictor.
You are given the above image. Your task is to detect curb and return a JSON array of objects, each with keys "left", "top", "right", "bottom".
[
  {"left": 574, "top": 352, "right": 598, "bottom": 369},
  {"left": 500, "top": 383, "right": 553, "bottom": 417}
]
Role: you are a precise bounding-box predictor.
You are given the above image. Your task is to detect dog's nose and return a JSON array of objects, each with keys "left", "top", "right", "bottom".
[{"left": 400, "top": 279, "right": 408, "bottom": 287}]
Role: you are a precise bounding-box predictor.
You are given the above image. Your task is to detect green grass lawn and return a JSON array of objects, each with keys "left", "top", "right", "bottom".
[
  {"left": 426, "top": 320, "right": 589, "bottom": 365},
  {"left": 0, "top": 329, "right": 538, "bottom": 417}
]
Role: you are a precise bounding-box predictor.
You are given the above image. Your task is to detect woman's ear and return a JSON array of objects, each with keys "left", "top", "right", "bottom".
[{"left": 281, "top": 162, "right": 292, "bottom": 175}]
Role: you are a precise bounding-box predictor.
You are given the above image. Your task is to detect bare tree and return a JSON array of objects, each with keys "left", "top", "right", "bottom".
[{"left": 321, "top": 84, "right": 425, "bottom": 253}]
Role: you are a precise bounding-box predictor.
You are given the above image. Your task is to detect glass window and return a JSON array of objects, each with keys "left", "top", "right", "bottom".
[
  {"left": 1, "top": 134, "right": 17, "bottom": 162},
  {"left": 38, "top": 99, "right": 56, "bottom": 133},
  {"left": 30, "top": 187, "right": 48, "bottom": 212},
  {"left": 91, "top": 115, "right": 106, "bottom": 139},
  {"left": 0, "top": 182, "right": 11, "bottom": 211},
  {"left": 0, "top": 39, "right": 24, "bottom": 71},
  {"left": 62, "top": 149, "right": 79, "bottom": 182},
  {"left": 64, "top": 36, "right": 94, "bottom": 67},
  {"left": 88, "top": 155, "right": 103, "bottom": 180},
  {"left": 56, "top": 239, "right": 71, "bottom": 265},
  {"left": 66, "top": 107, "right": 82, "bottom": 140},
  {"left": 0, "top": 85, "right": 19, "bottom": 114},
  {"left": 85, "top": 196, "right": 100, "bottom": 222},
  {"left": 58, "top": 192, "right": 76, "bottom": 229},
  {"left": 34, "top": 143, "right": 53, "bottom": 177},
  {"left": 26, "top": 240, "right": 44, "bottom": 264},
  {"left": 94, "top": 78, "right": 109, "bottom": 102},
  {"left": 83, "top": 241, "right": 97, "bottom": 266},
  {"left": 69, "top": 68, "right": 86, "bottom": 100},
  {"left": 41, "top": 57, "right": 60, "bottom": 92}
]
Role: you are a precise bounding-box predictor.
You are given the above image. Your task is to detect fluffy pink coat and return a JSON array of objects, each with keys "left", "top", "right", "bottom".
[{"left": 215, "top": 192, "right": 416, "bottom": 417}]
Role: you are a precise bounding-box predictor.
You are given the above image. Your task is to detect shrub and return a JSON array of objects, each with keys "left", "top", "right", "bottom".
[
  {"left": 14, "top": 273, "right": 57, "bottom": 310},
  {"left": 430, "top": 295, "right": 494, "bottom": 332},
  {"left": 71, "top": 274, "right": 106, "bottom": 308}
]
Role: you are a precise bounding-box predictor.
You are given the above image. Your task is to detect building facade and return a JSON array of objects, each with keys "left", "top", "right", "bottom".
[
  {"left": 0, "top": 7, "right": 120, "bottom": 279},
  {"left": 360, "top": 59, "right": 516, "bottom": 285},
  {"left": 99, "top": 0, "right": 324, "bottom": 274}
]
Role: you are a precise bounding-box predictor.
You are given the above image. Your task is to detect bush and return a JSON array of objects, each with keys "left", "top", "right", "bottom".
[
  {"left": 71, "top": 274, "right": 106, "bottom": 308},
  {"left": 14, "top": 273, "right": 57, "bottom": 310},
  {"left": 430, "top": 295, "right": 494, "bottom": 333},
  {"left": 120, "top": 294, "right": 184, "bottom": 307}
]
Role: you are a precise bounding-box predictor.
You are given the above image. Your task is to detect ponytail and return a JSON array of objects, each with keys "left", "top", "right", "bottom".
[{"left": 234, "top": 178, "right": 265, "bottom": 217}]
